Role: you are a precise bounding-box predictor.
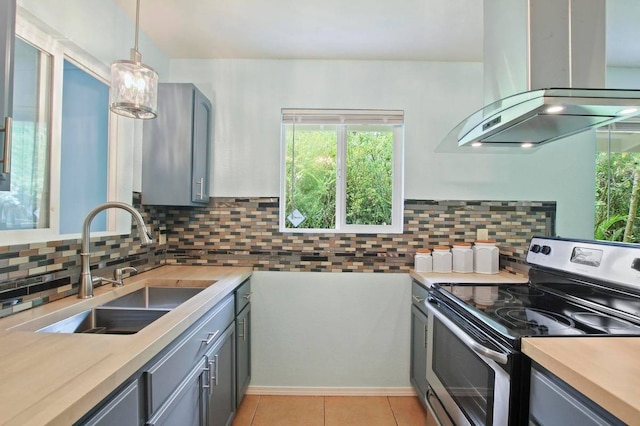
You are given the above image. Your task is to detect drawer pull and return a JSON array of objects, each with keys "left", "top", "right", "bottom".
[
  {"left": 214, "top": 354, "right": 219, "bottom": 386},
  {"left": 242, "top": 292, "right": 252, "bottom": 300},
  {"left": 412, "top": 294, "right": 424, "bottom": 303},
  {"left": 201, "top": 329, "right": 220, "bottom": 345}
]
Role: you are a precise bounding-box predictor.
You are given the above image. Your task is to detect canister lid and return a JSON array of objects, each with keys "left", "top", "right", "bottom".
[
  {"left": 433, "top": 245, "right": 450, "bottom": 251},
  {"left": 416, "top": 248, "right": 431, "bottom": 254},
  {"left": 452, "top": 242, "right": 472, "bottom": 247},
  {"left": 475, "top": 240, "right": 497, "bottom": 244}
]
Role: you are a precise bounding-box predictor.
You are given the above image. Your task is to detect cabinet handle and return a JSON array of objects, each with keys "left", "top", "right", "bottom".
[
  {"left": 424, "top": 324, "right": 428, "bottom": 349},
  {"left": 412, "top": 294, "right": 424, "bottom": 303},
  {"left": 201, "top": 329, "right": 220, "bottom": 345},
  {"left": 196, "top": 177, "right": 204, "bottom": 199},
  {"left": 242, "top": 292, "right": 252, "bottom": 300},
  {"left": 0, "top": 117, "right": 12, "bottom": 173},
  {"left": 208, "top": 360, "right": 215, "bottom": 390},
  {"left": 214, "top": 354, "right": 219, "bottom": 386},
  {"left": 239, "top": 318, "right": 247, "bottom": 341},
  {"left": 203, "top": 364, "right": 211, "bottom": 390}
]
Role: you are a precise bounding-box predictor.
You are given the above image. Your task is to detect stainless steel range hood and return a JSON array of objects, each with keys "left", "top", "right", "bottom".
[{"left": 437, "top": 0, "right": 640, "bottom": 153}]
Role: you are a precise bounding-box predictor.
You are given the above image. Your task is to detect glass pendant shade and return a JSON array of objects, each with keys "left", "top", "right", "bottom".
[{"left": 110, "top": 57, "right": 158, "bottom": 119}]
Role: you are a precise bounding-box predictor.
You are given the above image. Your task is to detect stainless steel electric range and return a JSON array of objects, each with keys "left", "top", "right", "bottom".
[{"left": 424, "top": 236, "right": 640, "bottom": 425}]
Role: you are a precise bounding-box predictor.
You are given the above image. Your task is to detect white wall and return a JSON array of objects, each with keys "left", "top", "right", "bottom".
[
  {"left": 250, "top": 271, "right": 411, "bottom": 391},
  {"left": 170, "top": 58, "right": 596, "bottom": 239}
]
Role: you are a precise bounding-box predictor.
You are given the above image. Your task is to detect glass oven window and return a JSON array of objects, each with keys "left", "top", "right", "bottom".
[{"left": 433, "top": 317, "right": 495, "bottom": 425}]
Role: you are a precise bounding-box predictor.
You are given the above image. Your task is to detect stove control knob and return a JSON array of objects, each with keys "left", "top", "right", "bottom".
[
  {"left": 541, "top": 245, "right": 552, "bottom": 255},
  {"left": 632, "top": 258, "right": 640, "bottom": 272},
  {"left": 530, "top": 244, "right": 541, "bottom": 253}
]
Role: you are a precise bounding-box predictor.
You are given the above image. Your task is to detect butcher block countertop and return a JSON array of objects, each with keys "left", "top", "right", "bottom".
[
  {"left": 410, "top": 269, "right": 528, "bottom": 288},
  {"left": 522, "top": 337, "right": 640, "bottom": 425},
  {"left": 0, "top": 266, "right": 252, "bottom": 426}
]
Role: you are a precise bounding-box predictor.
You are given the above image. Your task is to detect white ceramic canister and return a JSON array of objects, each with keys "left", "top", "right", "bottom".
[
  {"left": 432, "top": 245, "right": 452, "bottom": 273},
  {"left": 452, "top": 242, "right": 474, "bottom": 273},
  {"left": 414, "top": 248, "right": 432, "bottom": 273},
  {"left": 473, "top": 240, "right": 499, "bottom": 274}
]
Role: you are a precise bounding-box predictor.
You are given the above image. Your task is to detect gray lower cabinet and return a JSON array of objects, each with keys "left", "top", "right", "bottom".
[
  {"left": 234, "top": 278, "right": 251, "bottom": 407},
  {"left": 82, "top": 380, "right": 142, "bottom": 426},
  {"left": 410, "top": 281, "right": 429, "bottom": 404},
  {"left": 78, "top": 291, "right": 240, "bottom": 426},
  {"left": 529, "top": 363, "right": 624, "bottom": 426},
  {"left": 235, "top": 304, "right": 251, "bottom": 406},
  {"left": 205, "top": 325, "right": 236, "bottom": 426},
  {"left": 146, "top": 360, "right": 207, "bottom": 426}
]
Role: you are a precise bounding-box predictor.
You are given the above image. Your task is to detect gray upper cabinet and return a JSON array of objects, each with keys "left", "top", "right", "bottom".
[
  {"left": 0, "top": 0, "right": 15, "bottom": 191},
  {"left": 142, "top": 83, "right": 212, "bottom": 206}
]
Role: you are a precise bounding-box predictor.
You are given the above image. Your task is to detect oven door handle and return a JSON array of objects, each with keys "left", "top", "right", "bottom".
[{"left": 426, "top": 300, "right": 508, "bottom": 365}]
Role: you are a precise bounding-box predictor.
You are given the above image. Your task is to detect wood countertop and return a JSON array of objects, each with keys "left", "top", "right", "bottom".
[
  {"left": 410, "top": 269, "right": 528, "bottom": 288},
  {"left": 0, "top": 265, "right": 252, "bottom": 426},
  {"left": 522, "top": 337, "right": 640, "bottom": 425}
]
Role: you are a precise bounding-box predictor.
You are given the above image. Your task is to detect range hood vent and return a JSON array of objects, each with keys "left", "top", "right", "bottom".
[
  {"left": 438, "top": 88, "right": 640, "bottom": 152},
  {"left": 436, "top": 0, "right": 640, "bottom": 153}
]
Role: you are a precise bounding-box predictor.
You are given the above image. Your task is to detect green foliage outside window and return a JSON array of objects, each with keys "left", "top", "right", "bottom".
[
  {"left": 285, "top": 126, "right": 394, "bottom": 230},
  {"left": 595, "top": 151, "right": 640, "bottom": 242}
]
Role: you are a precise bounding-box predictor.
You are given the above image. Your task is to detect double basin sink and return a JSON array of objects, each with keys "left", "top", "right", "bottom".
[{"left": 36, "top": 285, "right": 208, "bottom": 335}]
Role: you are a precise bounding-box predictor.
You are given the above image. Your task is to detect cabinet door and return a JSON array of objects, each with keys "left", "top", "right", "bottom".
[
  {"left": 236, "top": 304, "right": 251, "bottom": 407},
  {"left": 82, "top": 380, "right": 142, "bottom": 426},
  {"left": 205, "top": 325, "right": 236, "bottom": 426},
  {"left": 191, "top": 88, "right": 211, "bottom": 204},
  {"left": 146, "top": 360, "right": 206, "bottom": 426},
  {"left": 410, "top": 304, "right": 429, "bottom": 402},
  {"left": 529, "top": 364, "right": 624, "bottom": 426},
  {"left": 0, "top": 0, "right": 15, "bottom": 191}
]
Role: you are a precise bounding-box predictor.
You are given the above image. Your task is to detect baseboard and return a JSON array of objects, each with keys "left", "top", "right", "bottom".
[{"left": 246, "top": 386, "right": 417, "bottom": 396}]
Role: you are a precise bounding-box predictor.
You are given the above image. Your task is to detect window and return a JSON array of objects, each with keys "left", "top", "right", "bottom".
[
  {"left": 595, "top": 122, "right": 640, "bottom": 243},
  {"left": 0, "top": 13, "right": 132, "bottom": 245},
  {"left": 280, "top": 109, "right": 404, "bottom": 233}
]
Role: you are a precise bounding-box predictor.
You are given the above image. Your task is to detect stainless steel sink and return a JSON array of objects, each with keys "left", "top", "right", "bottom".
[
  {"left": 101, "top": 286, "right": 205, "bottom": 309},
  {"left": 37, "top": 307, "right": 169, "bottom": 334},
  {"left": 33, "top": 284, "right": 209, "bottom": 334}
]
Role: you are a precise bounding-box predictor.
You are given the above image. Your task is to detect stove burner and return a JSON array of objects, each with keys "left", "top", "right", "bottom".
[
  {"left": 572, "top": 312, "right": 637, "bottom": 332},
  {"left": 505, "top": 287, "right": 545, "bottom": 297},
  {"left": 494, "top": 307, "right": 584, "bottom": 335}
]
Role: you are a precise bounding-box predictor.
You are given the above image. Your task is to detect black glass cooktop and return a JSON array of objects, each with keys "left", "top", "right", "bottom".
[{"left": 433, "top": 281, "right": 640, "bottom": 342}]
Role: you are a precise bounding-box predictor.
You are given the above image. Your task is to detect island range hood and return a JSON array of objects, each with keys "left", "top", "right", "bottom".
[{"left": 437, "top": 0, "right": 640, "bottom": 153}]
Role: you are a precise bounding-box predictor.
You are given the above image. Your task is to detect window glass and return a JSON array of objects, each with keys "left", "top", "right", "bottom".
[
  {"left": 284, "top": 125, "right": 337, "bottom": 230},
  {"left": 59, "top": 60, "right": 109, "bottom": 234},
  {"left": 595, "top": 123, "right": 640, "bottom": 243},
  {"left": 281, "top": 109, "right": 404, "bottom": 233},
  {"left": 345, "top": 126, "right": 393, "bottom": 226},
  {"left": 0, "top": 38, "right": 51, "bottom": 230}
]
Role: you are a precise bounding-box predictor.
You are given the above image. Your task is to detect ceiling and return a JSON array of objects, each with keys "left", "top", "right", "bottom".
[{"left": 113, "top": 0, "right": 640, "bottom": 66}]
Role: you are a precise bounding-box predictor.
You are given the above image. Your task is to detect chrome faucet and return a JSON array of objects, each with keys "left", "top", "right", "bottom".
[{"left": 78, "top": 202, "right": 153, "bottom": 299}]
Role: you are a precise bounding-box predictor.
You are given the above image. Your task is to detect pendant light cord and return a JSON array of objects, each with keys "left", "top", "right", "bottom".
[{"left": 134, "top": 0, "right": 141, "bottom": 53}]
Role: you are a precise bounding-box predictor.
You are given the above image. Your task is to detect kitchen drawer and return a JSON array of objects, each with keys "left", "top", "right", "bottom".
[
  {"left": 235, "top": 279, "right": 251, "bottom": 314},
  {"left": 411, "top": 281, "right": 429, "bottom": 304},
  {"left": 82, "top": 379, "right": 141, "bottom": 426},
  {"left": 145, "top": 294, "right": 234, "bottom": 416}
]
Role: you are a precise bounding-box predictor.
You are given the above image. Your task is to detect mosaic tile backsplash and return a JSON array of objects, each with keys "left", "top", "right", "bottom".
[
  {"left": 163, "top": 198, "right": 555, "bottom": 274},
  {"left": 0, "top": 194, "right": 555, "bottom": 317}
]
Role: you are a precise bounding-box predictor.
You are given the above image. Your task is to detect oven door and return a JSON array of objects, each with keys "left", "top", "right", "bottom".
[{"left": 425, "top": 299, "right": 512, "bottom": 426}]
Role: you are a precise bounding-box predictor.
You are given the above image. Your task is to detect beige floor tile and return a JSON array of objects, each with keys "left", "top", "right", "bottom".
[
  {"left": 251, "top": 395, "right": 324, "bottom": 426},
  {"left": 388, "top": 396, "right": 429, "bottom": 426},
  {"left": 325, "top": 396, "right": 396, "bottom": 426},
  {"left": 232, "top": 395, "right": 260, "bottom": 426}
]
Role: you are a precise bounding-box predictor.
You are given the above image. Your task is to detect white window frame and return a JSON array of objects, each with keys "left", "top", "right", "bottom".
[
  {"left": 279, "top": 109, "right": 405, "bottom": 234},
  {"left": 1, "top": 12, "right": 133, "bottom": 246}
]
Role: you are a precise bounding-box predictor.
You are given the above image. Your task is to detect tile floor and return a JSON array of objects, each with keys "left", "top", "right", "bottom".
[{"left": 232, "top": 395, "right": 433, "bottom": 426}]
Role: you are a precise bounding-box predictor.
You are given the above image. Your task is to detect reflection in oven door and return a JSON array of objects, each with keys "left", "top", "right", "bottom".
[{"left": 426, "top": 300, "right": 512, "bottom": 426}]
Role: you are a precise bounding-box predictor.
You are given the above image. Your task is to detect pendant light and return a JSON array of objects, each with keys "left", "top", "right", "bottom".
[{"left": 110, "top": 0, "right": 158, "bottom": 119}]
